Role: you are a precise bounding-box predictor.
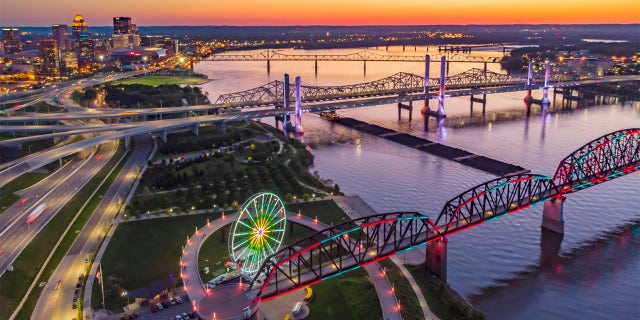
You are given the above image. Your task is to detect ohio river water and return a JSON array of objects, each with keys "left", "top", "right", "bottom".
[{"left": 195, "top": 47, "right": 640, "bottom": 320}]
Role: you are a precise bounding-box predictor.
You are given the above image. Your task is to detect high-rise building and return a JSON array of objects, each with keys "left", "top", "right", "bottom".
[
  {"left": 52, "top": 24, "right": 71, "bottom": 51},
  {"left": 77, "top": 33, "right": 95, "bottom": 64},
  {"left": 2, "top": 28, "right": 23, "bottom": 54},
  {"left": 59, "top": 50, "right": 78, "bottom": 76},
  {"left": 71, "top": 14, "right": 88, "bottom": 52},
  {"left": 112, "top": 34, "right": 131, "bottom": 50},
  {"left": 35, "top": 40, "right": 60, "bottom": 77},
  {"left": 113, "top": 17, "right": 132, "bottom": 35}
]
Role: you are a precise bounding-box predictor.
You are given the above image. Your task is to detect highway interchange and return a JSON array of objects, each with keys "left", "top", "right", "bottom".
[{"left": 0, "top": 65, "right": 637, "bottom": 320}]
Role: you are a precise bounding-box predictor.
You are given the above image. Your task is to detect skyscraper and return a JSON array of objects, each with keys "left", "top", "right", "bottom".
[
  {"left": 113, "top": 17, "right": 132, "bottom": 35},
  {"left": 77, "top": 33, "right": 95, "bottom": 64},
  {"left": 52, "top": 24, "right": 71, "bottom": 51},
  {"left": 71, "top": 14, "right": 88, "bottom": 52},
  {"left": 2, "top": 28, "right": 23, "bottom": 54},
  {"left": 35, "top": 40, "right": 60, "bottom": 77}
]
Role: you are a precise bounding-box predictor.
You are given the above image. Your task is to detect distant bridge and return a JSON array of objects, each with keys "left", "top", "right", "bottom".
[{"left": 204, "top": 49, "right": 501, "bottom": 63}]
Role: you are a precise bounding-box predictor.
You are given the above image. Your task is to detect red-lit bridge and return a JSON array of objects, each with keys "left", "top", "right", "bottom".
[{"left": 250, "top": 128, "right": 639, "bottom": 300}]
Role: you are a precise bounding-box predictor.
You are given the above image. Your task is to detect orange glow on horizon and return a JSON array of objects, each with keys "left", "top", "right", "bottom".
[{"left": 1, "top": 0, "right": 638, "bottom": 26}]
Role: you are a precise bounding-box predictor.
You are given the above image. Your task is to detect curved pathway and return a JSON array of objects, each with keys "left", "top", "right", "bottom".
[{"left": 181, "top": 211, "right": 403, "bottom": 320}]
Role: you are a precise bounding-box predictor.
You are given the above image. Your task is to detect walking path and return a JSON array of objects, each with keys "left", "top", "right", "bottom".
[{"left": 333, "top": 195, "right": 440, "bottom": 320}]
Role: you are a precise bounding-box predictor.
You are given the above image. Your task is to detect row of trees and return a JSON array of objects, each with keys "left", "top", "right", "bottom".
[{"left": 104, "top": 84, "right": 208, "bottom": 108}]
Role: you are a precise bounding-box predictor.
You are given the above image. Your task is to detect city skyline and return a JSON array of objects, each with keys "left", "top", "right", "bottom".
[{"left": 1, "top": 0, "right": 639, "bottom": 26}]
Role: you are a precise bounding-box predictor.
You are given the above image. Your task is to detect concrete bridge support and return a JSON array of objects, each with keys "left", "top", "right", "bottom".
[
  {"left": 436, "top": 56, "right": 447, "bottom": 117},
  {"left": 192, "top": 123, "right": 199, "bottom": 136},
  {"left": 541, "top": 60, "right": 551, "bottom": 106},
  {"left": 398, "top": 100, "right": 413, "bottom": 121},
  {"left": 542, "top": 197, "right": 565, "bottom": 234},
  {"left": 421, "top": 55, "right": 431, "bottom": 115},
  {"left": 539, "top": 228, "right": 564, "bottom": 271},
  {"left": 161, "top": 129, "right": 167, "bottom": 143},
  {"left": 266, "top": 59, "right": 271, "bottom": 75},
  {"left": 293, "top": 76, "right": 304, "bottom": 134},
  {"left": 425, "top": 237, "right": 447, "bottom": 282},
  {"left": 470, "top": 94, "right": 487, "bottom": 115}
]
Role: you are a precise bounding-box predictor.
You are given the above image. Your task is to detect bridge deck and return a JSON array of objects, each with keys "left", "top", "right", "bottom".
[{"left": 332, "top": 117, "right": 528, "bottom": 176}]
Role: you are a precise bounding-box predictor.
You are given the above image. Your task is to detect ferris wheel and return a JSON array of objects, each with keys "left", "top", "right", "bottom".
[{"left": 228, "top": 192, "right": 287, "bottom": 276}]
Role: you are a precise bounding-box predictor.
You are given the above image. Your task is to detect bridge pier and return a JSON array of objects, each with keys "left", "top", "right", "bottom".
[
  {"left": 160, "top": 129, "right": 167, "bottom": 143},
  {"left": 542, "top": 197, "right": 565, "bottom": 234},
  {"left": 266, "top": 59, "right": 271, "bottom": 75},
  {"left": 314, "top": 59, "right": 318, "bottom": 77},
  {"left": 470, "top": 94, "right": 487, "bottom": 115},
  {"left": 436, "top": 56, "right": 447, "bottom": 117},
  {"left": 541, "top": 60, "right": 551, "bottom": 106},
  {"left": 363, "top": 60, "right": 367, "bottom": 75},
  {"left": 398, "top": 99, "right": 413, "bottom": 121},
  {"left": 420, "top": 55, "right": 431, "bottom": 115},
  {"left": 539, "top": 227, "right": 564, "bottom": 271},
  {"left": 292, "top": 76, "right": 304, "bottom": 134},
  {"left": 425, "top": 237, "right": 447, "bottom": 282},
  {"left": 192, "top": 123, "right": 199, "bottom": 136},
  {"left": 524, "top": 61, "right": 534, "bottom": 105}
]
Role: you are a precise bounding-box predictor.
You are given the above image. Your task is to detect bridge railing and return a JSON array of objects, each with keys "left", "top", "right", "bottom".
[
  {"left": 553, "top": 128, "right": 640, "bottom": 192},
  {"left": 434, "top": 174, "right": 560, "bottom": 235}
]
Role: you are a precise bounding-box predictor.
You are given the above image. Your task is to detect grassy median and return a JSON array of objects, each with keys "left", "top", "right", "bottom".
[
  {"left": 0, "top": 172, "right": 49, "bottom": 211},
  {"left": 0, "top": 143, "right": 126, "bottom": 320}
]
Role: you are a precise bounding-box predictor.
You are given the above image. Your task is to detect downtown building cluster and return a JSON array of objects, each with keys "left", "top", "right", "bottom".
[{"left": 1, "top": 15, "right": 179, "bottom": 82}]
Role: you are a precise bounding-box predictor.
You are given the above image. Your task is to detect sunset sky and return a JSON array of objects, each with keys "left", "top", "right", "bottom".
[{"left": 1, "top": 0, "right": 638, "bottom": 26}]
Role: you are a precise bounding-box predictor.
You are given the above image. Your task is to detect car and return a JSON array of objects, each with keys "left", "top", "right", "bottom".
[
  {"left": 150, "top": 305, "right": 158, "bottom": 313},
  {"left": 174, "top": 315, "right": 183, "bottom": 320},
  {"left": 187, "top": 312, "right": 196, "bottom": 319},
  {"left": 169, "top": 297, "right": 176, "bottom": 305},
  {"left": 54, "top": 280, "right": 61, "bottom": 290},
  {"left": 156, "top": 303, "right": 164, "bottom": 311},
  {"left": 74, "top": 288, "right": 79, "bottom": 295},
  {"left": 162, "top": 301, "right": 170, "bottom": 308},
  {"left": 175, "top": 296, "right": 183, "bottom": 304},
  {"left": 181, "top": 312, "right": 189, "bottom": 319},
  {"left": 72, "top": 302, "right": 77, "bottom": 309},
  {"left": 75, "top": 281, "right": 82, "bottom": 288},
  {"left": 73, "top": 297, "right": 78, "bottom": 303}
]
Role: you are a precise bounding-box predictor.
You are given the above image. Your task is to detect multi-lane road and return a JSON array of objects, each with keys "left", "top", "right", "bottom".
[
  {"left": 32, "top": 134, "right": 153, "bottom": 320},
  {"left": 0, "top": 141, "right": 115, "bottom": 278}
]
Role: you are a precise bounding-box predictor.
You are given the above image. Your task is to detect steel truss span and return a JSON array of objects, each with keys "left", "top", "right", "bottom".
[
  {"left": 434, "top": 174, "right": 559, "bottom": 235},
  {"left": 205, "top": 50, "right": 498, "bottom": 63},
  {"left": 249, "top": 129, "right": 639, "bottom": 300},
  {"left": 215, "top": 68, "right": 590, "bottom": 107},
  {"left": 251, "top": 212, "right": 440, "bottom": 300},
  {"left": 553, "top": 128, "right": 640, "bottom": 193}
]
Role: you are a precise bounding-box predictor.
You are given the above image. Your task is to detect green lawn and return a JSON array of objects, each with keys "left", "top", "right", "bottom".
[
  {"left": 0, "top": 172, "right": 49, "bottom": 211},
  {"left": 97, "top": 199, "right": 353, "bottom": 312},
  {"left": 406, "top": 264, "right": 484, "bottom": 320},
  {"left": 379, "top": 259, "right": 424, "bottom": 320},
  {"left": 94, "top": 211, "right": 231, "bottom": 310},
  {"left": 307, "top": 269, "right": 382, "bottom": 320},
  {"left": 288, "top": 200, "right": 351, "bottom": 226},
  {"left": 112, "top": 76, "right": 208, "bottom": 86}
]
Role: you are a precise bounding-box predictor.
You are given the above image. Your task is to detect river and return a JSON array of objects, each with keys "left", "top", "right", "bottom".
[{"left": 194, "top": 47, "right": 640, "bottom": 320}]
